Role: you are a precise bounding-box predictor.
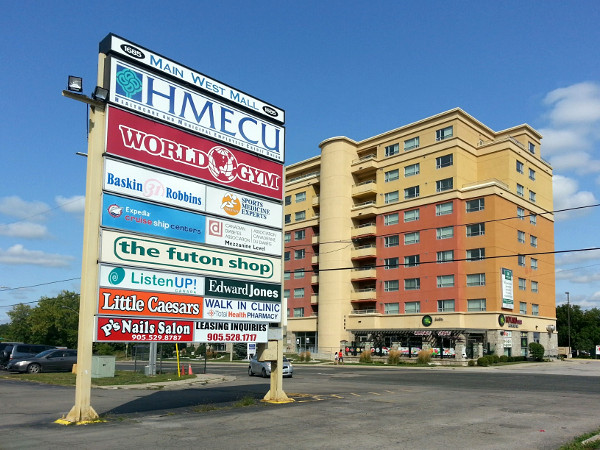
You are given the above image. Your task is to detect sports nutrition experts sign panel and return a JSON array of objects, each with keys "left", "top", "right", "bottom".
[
  {"left": 95, "top": 316, "right": 195, "bottom": 342},
  {"left": 101, "top": 193, "right": 282, "bottom": 255},
  {"left": 107, "top": 58, "right": 285, "bottom": 162},
  {"left": 106, "top": 107, "right": 283, "bottom": 200},
  {"left": 100, "top": 230, "right": 281, "bottom": 282},
  {"left": 100, "top": 34, "right": 285, "bottom": 124}
]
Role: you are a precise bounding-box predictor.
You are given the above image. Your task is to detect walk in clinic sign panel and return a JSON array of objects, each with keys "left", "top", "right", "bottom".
[{"left": 92, "top": 35, "right": 285, "bottom": 344}]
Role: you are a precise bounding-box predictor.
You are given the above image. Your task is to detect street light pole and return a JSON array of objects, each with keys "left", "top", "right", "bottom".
[{"left": 565, "top": 292, "right": 571, "bottom": 354}]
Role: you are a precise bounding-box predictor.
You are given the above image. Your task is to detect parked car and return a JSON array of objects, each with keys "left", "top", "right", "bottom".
[
  {"left": 6, "top": 349, "right": 77, "bottom": 374},
  {"left": 0, "top": 342, "right": 23, "bottom": 369},
  {"left": 0, "top": 343, "right": 57, "bottom": 369},
  {"left": 248, "top": 355, "right": 293, "bottom": 378}
]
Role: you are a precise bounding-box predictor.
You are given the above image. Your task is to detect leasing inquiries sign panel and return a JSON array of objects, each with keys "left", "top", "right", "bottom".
[
  {"left": 108, "top": 58, "right": 284, "bottom": 162},
  {"left": 106, "top": 107, "right": 283, "bottom": 200}
]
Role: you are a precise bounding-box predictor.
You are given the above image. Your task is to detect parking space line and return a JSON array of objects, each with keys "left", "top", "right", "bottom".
[{"left": 368, "top": 392, "right": 381, "bottom": 396}]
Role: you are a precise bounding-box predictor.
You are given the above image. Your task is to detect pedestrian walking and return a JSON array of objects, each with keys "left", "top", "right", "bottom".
[
  {"left": 338, "top": 350, "right": 343, "bottom": 364},
  {"left": 334, "top": 351, "right": 339, "bottom": 364}
]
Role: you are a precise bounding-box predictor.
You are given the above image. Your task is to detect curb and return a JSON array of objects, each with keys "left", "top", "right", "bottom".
[{"left": 94, "top": 374, "right": 235, "bottom": 390}]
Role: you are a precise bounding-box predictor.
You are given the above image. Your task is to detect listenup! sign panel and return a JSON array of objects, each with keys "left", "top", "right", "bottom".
[
  {"left": 106, "top": 107, "right": 283, "bottom": 200},
  {"left": 108, "top": 58, "right": 285, "bottom": 162}
]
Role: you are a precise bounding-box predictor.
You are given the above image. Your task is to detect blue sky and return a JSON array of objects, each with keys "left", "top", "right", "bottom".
[{"left": 1, "top": 1, "right": 599, "bottom": 322}]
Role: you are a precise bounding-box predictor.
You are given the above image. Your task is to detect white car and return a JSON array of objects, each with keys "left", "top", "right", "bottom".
[{"left": 248, "top": 355, "right": 293, "bottom": 378}]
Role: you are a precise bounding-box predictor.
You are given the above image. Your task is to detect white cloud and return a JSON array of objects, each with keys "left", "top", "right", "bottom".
[
  {"left": 552, "top": 174, "right": 597, "bottom": 220},
  {"left": 0, "top": 244, "right": 73, "bottom": 267},
  {"left": 0, "top": 196, "right": 50, "bottom": 222},
  {"left": 55, "top": 195, "right": 85, "bottom": 215},
  {"left": 555, "top": 248, "right": 600, "bottom": 266},
  {"left": 544, "top": 82, "right": 600, "bottom": 125},
  {"left": 0, "top": 222, "right": 49, "bottom": 239}
]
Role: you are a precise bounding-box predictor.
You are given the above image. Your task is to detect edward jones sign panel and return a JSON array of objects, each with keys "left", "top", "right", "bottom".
[
  {"left": 108, "top": 58, "right": 285, "bottom": 162},
  {"left": 103, "top": 159, "right": 282, "bottom": 228},
  {"left": 106, "top": 107, "right": 283, "bottom": 200},
  {"left": 100, "top": 230, "right": 281, "bottom": 282}
]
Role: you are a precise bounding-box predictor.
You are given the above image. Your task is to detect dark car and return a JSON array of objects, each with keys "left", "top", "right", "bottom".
[
  {"left": 6, "top": 349, "right": 77, "bottom": 373},
  {"left": 0, "top": 342, "right": 23, "bottom": 369},
  {"left": 1, "top": 343, "right": 57, "bottom": 369}
]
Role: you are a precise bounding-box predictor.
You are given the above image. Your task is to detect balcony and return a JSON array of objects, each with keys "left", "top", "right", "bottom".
[
  {"left": 352, "top": 180, "right": 377, "bottom": 199},
  {"left": 311, "top": 275, "right": 319, "bottom": 284},
  {"left": 312, "top": 234, "right": 319, "bottom": 245},
  {"left": 310, "top": 295, "right": 318, "bottom": 305},
  {"left": 352, "top": 222, "right": 376, "bottom": 239},
  {"left": 351, "top": 267, "right": 376, "bottom": 281},
  {"left": 311, "top": 254, "right": 319, "bottom": 265},
  {"left": 351, "top": 244, "right": 377, "bottom": 260},
  {"left": 312, "top": 196, "right": 320, "bottom": 207},
  {"left": 351, "top": 154, "right": 377, "bottom": 174},
  {"left": 351, "top": 200, "right": 377, "bottom": 219},
  {"left": 351, "top": 288, "right": 377, "bottom": 301}
]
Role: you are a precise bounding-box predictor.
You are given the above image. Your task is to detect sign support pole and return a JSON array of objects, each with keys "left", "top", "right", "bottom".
[
  {"left": 263, "top": 339, "right": 291, "bottom": 403},
  {"left": 62, "top": 54, "right": 107, "bottom": 424}
]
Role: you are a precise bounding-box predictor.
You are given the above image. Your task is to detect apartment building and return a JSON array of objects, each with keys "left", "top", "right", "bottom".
[{"left": 284, "top": 108, "right": 557, "bottom": 359}]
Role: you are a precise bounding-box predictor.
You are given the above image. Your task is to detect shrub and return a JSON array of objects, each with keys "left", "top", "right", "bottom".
[
  {"left": 468, "top": 359, "right": 476, "bottom": 367},
  {"left": 359, "top": 350, "right": 372, "bottom": 363},
  {"left": 416, "top": 350, "right": 431, "bottom": 364},
  {"left": 529, "top": 342, "right": 545, "bottom": 361},
  {"left": 492, "top": 355, "right": 500, "bottom": 364},
  {"left": 387, "top": 350, "right": 401, "bottom": 365},
  {"left": 304, "top": 351, "right": 311, "bottom": 362},
  {"left": 477, "top": 356, "right": 489, "bottom": 366},
  {"left": 499, "top": 355, "right": 509, "bottom": 363}
]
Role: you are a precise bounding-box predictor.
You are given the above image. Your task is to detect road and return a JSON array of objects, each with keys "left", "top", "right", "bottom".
[{"left": 2, "top": 359, "right": 600, "bottom": 449}]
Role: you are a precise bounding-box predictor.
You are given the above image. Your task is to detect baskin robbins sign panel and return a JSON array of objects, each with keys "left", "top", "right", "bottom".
[
  {"left": 107, "top": 57, "right": 284, "bottom": 162},
  {"left": 106, "top": 107, "right": 283, "bottom": 200},
  {"left": 103, "top": 159, "right": 282, "bottom": 228},
  {"left": 101, "top": 193, "right": 282, "bottom": 256}
]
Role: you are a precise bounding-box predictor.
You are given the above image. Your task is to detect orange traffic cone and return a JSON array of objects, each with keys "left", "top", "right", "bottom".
[
  {"left": 188, "top": 364, "right": 193, "bottom": 375},
  {"left": 180, "top": 364, "right": 185, "bottom": 375}
]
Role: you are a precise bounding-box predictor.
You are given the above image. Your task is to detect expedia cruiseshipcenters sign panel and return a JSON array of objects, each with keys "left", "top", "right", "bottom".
[{"left": 108, "top": 57, "right": 284, "bottom": 162}]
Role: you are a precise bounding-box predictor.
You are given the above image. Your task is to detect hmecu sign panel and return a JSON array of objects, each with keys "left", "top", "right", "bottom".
[{"left": 94, "top": 34, "right": 284, "bottom": 344}]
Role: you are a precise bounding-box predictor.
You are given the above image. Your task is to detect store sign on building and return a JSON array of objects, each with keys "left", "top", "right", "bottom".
[
  {"left": 501, "top": 268, "right": 514, "bottom": 310},
  {"left": 505, "top": 315, "right": 522, "bottom": 328},
  {"left": 99, "top": 230, "right": 281, "bottom": 282},
  {"left": 106, "top": 107, "right": 283, "bottom": 200},
  {"left": 100, "top": 34, "right": 285, "bottom": 124},
  {"left": 107, "top": 58, "right": 285, "bottom": 162},
  {"left": 95, "top": 316, "right": 195, "bottom": 342}
]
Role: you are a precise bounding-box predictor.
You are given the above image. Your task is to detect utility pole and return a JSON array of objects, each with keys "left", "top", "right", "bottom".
[{"left": 566, "top": 292, "right": 571, "bottom": 355}]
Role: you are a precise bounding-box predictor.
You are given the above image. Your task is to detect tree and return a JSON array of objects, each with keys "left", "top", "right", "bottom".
[
  {"left": 529, "top": 342, "right": 545, "bottom": 361},
  {"left": 7, "top": 303, "right": 34, "bottom": 343},
  {"left": 556, "top": 304, "right": 600, "bottom": 352}
]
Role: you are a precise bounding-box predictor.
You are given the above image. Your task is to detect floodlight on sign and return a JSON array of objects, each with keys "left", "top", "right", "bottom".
[
  {"left": 67, "top": 76, "right": 83, "bottom": 93},
  {"left": 91, "top": 86, "right": 109, "bottom": 102}
]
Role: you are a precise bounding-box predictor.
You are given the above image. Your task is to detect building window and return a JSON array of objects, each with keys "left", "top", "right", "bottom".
[
  {"left": 436, "top": 202, "right": 453, "bottom": 216},
  {"left": 530, "top": 235, "right": 538, "bottom": 247},
  {"left": 294, "top": 269, "right": 305, "bottom": 279},
  {"left": 294, "top": 288, "right": 305, "bottom": 298},
  {"left": 532, "top": 304, "right": 539, "bottom": 316},
  {"left": 385, "top": 280, "right": 400, "bottom": 292},
  {"left": 436, "top": 126, "right": 453, "bottom": 141},
  {"left": 468, "top": 299, "right": 486, "bottom": 312},
  {"left": 529, "top": 191, "right": 536, "bottom": 203},
  {"left": 516, "top": 160, "right": 524, "bottom": 174},
  {"left": 518, "top": 278, "right": 526, "bottom": 291},
  {"left": 384, "top": 235, "right": 400, "bottom": 247},
  {"left": 385, "top": 190, "right": 399, "bottom": 204},
  {"left": 384, "top": 258, "right": 399, "bottom": 269},
  {"left": 436, "top": 177, "right": 453, "bottom": 192},
  {"left": 293, "top": 307, "right": 304, "bottom": 317},
  {"left": 285, "top": 195, "right": 291, "bottom": 205},
  {"left": 283, "top": 289, "right": 290, "bottom": 299},
  {"left": 385, "top": 143, "right": 399, "bottom": 157},
  {"left": 517, "top": 184, "right": 524, "bottom": 196},
  {"left": 529, "top": 142, "right": 535, "bottom": 154},
  {"left": 531, "top": 258, "right": 538, "bottom": 270},
  {"left": 518, "top": 255, "right": 525, "bottom": 266},
  {"left": 284, "top": 251, "right": 290, "bottom": 261},
  {"left": 467, "top": 248, "right": 485, "bottom": 261},
  {"left": 284, "top": 272, "right": 290, "bottom": 280},
  {"left": 384, "top": 169, "right": 399, "bottom": 182},
  {"left": 437, "top": 299, "right": 455, "bottom": 312},
  {"left": 404, "top": 255, "right": 420, "bottom": 267},
  {"left": 404, "top": 209, "right": 419, "bottom": 222},
  {"left": 405, "top": 301, "right": 421, "bottom": 313},
  {"left": 295, "top": 230, "right": 305, "bottom": 240},
  {"left": 529, "top": 168, "right": 536, "bottom": 181},
  {"left": 404, "top": 163, "right": 420, "bottom": 177},
  {"left": 404, "top": 186, "right": 420, "bottom": 199},
  {"left": 295, "top": 249, "right": 305, "bottom": 260},
  {"left": 404, "top": 137, "right": 420, "bottom": 151},
  {"left": 404, "top": 278, "right": 420, "bottom": 290},
  {"left": 467, "top": 273, "right": 486, "bottom": 286},
  {"left": 404, "top": 232, "right": 420, "bottom": 245},
  {"left": 466, "top": 198, "right": 485, "bottom": 212},
  {"left": 437, "top": 250, "right": 454, "bottom": 263},
  {"left": 295, "top": 211, "right": 306, "bottom": 221},
  {"left": 531, "top": 281, "right": 539, "bottom": 293},
  {"left": 466, "top": 223, "right": 485, "bottom": 237},
  {"left": 384, "top": 213, "right": 399, "bottom": 226},
  {"left": 285, "top": 214, "right": 291, "bottom": 224},
  {"left": 384, "top": 303, "right": 400, "bottom": 314},
  {"left": 520, "top": 302, "right": 527, "bottom": 314},
  {"left": 518, "top": 230, "right": 526, "bottom": 243},
  {"left": 284, "top": 232, "right": 291, "bottom": 243},
  {"left": 436, "top": 154, "right": 453, "bottom": 168},
  {"left": 530, "top": 214, "right": 537, "bottom": 225},
  {"left": 437, "top": 275, "right": 455, "bottom": 288},
  {"left": 436, "top": 226, "right": 454, "bottom": 240},
  {"left": 295, "top": 191, "right": 306, "bottom": 202},
  {"left": 517, "top": 207, "right": 525, "bottom": 220}
]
